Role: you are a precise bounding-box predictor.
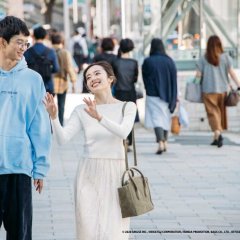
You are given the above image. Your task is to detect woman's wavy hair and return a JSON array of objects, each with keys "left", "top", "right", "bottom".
[
  {"left": 206, "top": 35, "right": 224, "bottom": 66},
  {"left": 83, "top": 61, "right": 116, "bottom": 91}
]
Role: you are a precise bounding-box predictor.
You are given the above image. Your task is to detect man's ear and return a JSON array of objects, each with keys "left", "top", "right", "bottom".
[{"left": 0, "top": 38, "right": 7, "bottom": 48}]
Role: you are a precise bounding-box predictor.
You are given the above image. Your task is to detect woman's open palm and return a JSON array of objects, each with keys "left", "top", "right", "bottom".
[
  {"left": 83, "top": 97, "right": 102, "bottom": 121},
  {"left": 43, "top": 92, "right": 58, "bottom": 119}
]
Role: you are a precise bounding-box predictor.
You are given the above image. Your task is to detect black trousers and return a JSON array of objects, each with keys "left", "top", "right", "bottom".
[
  {"left": 154, "top": 127, "right": 168, "bottom": 142},
  {"left": 57, "top": 91, "right": 67, "bottom": 126},
  {"left": 0, "top": 174, "right": 32, "bottom": 240}
]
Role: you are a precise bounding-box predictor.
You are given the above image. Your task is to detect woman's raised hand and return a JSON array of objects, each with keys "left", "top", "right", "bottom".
[
  {"left": 43, "top": 92, "right": 58, "bottom": 120},
  {"left": 83, "top": 97, "right": 102, "bottom": 121}
]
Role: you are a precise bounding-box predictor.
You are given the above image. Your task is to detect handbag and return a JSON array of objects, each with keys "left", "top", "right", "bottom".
[
  {"left": 179, "top": 104, "right": 189, "bottom": 127},
  {"left": 118, "top": 103, "right": 154, "bottom": 218},
  {"left": 171, "top": 116, "right": 181, "bottom": 135},
  {"left": 225, "top": 88, "right": 239, "bottom": 107},
  {"left": 185, "top": 78, "right": 203, "bottom": 103}
]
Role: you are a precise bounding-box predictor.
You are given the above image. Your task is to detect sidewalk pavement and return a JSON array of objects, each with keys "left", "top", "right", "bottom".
[{"left": 1, "top": 125, "right": 240, "bottom": 240}]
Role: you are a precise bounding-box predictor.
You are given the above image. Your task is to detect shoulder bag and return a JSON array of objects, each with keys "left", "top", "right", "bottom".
[
  {"left": 118, "top": 102, "right": 154, "bottom": 218},
  {"left": 185, "top": 77, "right": 203, "bottom": 103},
  {"left": 225, "top": 86, "right": 239, "bottom": 107}
]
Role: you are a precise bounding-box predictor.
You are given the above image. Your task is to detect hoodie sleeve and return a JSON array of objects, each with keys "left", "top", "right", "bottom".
[
  {"left": 28, "top": 83, "right": 52, "bottom": 179},
  {"left": 99, "top": 102, "right": 136, "bottom": 139}
]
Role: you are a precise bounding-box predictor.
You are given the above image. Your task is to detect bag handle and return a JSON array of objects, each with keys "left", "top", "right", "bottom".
[
  {"left": 122, "top": 102, "right": 137, "bottom": 170},
  {"left": 121, "top": 168, "right": 148, "bottom": 198}
]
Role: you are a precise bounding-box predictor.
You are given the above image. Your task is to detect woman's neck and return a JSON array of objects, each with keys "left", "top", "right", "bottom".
[
  {"left": 121, "top": 52, "right": 130, "bottom": 58},
  {"left": 94, "top": 91, "right": 118, "bottom": 105}
]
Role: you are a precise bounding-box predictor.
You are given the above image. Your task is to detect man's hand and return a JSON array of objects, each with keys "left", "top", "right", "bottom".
[{"left": 34, "top": 179, "right": 43, "bottom": 194}]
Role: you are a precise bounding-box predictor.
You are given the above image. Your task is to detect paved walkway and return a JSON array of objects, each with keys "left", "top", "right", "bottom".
[{"left": 1, "top": 126, "right": 240, "bottom": 240}]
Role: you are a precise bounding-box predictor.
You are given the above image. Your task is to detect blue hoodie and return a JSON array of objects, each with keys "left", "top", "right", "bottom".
[{"left": 0, "top": 57, "right": 51, "bottom": 179}]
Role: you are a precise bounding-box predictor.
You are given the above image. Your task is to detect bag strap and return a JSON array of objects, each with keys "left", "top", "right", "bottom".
[
  {"left": 122, "top": 102, "right": 137, "bottom": 170},
  {"left": 29, "top": 47, "right": 50, "bottom": 60}
]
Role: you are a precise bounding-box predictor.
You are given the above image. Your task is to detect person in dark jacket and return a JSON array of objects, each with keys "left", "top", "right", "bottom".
[
  {"left": 142, "top": 38, "right": 177, "bottom": 154},
  {"left": 112, "top": 38, "right": 138, "bottom": 150},
  {"left": 24, "top": 26, "right": 59, "bottom": 95},
  {"left": 93, "top": 37, "right": 117, "bottom": 67}
]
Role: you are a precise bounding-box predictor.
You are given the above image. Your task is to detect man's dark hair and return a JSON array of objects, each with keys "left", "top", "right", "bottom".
[
  {"left": 33, "top": 26, "right": 47, "bottom": 40},
  {"left": 119, "top": 38, "right": 134, "bottom": 53},
  {"left": 51, "top": 33, "right": 63, "bottom": 45},
  {"left": 0, "top": 16, "right": 29, "bottom": 42},
  {"left": 101, "top": 38, "right": 114, "bottom": 51},
  {"left": 118, "top": 38, "right": 134, "bottom": 57}
]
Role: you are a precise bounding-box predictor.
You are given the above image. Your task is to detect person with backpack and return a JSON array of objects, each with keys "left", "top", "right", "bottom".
[
  {"left": 70, "top": 28, "right": 88, "bottom": 73},
  {"left": 24, "top": 26, "right": 59, "bottom": 95},
  {"left": 51, "top": 33, "right": 77, "bottom": 126}
]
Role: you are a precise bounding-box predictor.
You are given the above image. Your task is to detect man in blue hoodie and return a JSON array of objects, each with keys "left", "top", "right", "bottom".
[{"left": 0, "top": 16, "right": 51, "bottom": 239}]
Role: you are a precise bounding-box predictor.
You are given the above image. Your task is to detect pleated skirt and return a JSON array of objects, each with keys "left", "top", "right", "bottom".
[{"left": 74, "top": 157, "right": 130, "bottom": 240}]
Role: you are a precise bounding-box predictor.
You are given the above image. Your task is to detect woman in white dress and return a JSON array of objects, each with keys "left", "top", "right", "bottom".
[{"left": 44, "top": 61, "right": 137, "bottom": 240}]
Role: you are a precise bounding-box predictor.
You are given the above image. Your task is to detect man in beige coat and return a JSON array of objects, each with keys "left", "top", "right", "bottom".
[{"left": 51, "top": 33, "right": 77, "bottom": 125}]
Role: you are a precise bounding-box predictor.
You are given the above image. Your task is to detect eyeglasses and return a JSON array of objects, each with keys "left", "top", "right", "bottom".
[{"left": 14, "top": 40, "right": 31, "bottom": 49}]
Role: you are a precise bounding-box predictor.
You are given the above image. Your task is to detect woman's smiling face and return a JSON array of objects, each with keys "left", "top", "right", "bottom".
[{"left": 85, "top": 65, "right": 113, "bottom": 93}]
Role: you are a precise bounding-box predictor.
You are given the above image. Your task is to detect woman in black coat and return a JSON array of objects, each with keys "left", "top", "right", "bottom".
[
  {"left": 112, "top": 38, "right": 138, "bottom": 150},
  {"left": 142, "top": 38, "right": 177, "bottom": 154}
]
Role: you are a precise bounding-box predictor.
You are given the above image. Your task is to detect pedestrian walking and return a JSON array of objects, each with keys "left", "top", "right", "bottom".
[
  {"left": 51, "top": 33, "right": 77, "bottom": 126},
  {"left": 196, "top": 35, "right": 240, "bottom": 147},
  {"left": 93, "top": 37, "right": 117, "bottom": 67},
  {"left": 44, "top": 61, "right": 136, "bottom": 240},
  {"left": 24, "top": 26, "right": 59, "bottom": 95},
  {"left": 112, "top": 38, "right": 138, "bottom": 151},
  {"left": 70, "top": 28, "right": 88, "bottom": 73},
  {"left": 0, "top": 16, "right": 51, "bottom": 240},
  {"left": 142, "top": 38, "right": 177, "bottom": 154}
]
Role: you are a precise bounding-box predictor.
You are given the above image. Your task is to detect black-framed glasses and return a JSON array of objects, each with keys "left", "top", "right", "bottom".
[{"left": 15, "top": 40, "right": 31, "bottom": 49}]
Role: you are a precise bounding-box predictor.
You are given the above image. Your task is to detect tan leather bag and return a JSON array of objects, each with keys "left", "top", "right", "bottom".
[{"left": 171, "top": 116, "right": 181, "bottom": 135}]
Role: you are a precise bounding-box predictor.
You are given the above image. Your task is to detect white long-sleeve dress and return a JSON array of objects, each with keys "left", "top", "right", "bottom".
[{"left": 51, "top": 101, "right": 137, "bottom": 240}]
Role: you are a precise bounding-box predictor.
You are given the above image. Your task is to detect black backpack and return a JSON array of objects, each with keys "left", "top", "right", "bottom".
[
  {"left": 73, "top": 42, "right": 83, "bottom": 56},
  {"left": 27, "top": 48, "right": 53, "bottom": 80}
]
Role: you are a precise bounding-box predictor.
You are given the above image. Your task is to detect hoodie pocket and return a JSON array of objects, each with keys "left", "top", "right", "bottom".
[{"left": 1, "top": 135, "right": 32, "bottom": 169}]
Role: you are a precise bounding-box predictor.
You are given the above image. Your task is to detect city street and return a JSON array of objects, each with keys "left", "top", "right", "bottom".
[
  {"left": 1, "top": 123, "right": 239, "bottom": 240},
  {"left": 1, "top": 1, "right": 240, "bottom": 240}
]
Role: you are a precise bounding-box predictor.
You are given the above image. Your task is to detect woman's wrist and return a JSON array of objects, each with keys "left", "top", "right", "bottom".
[
  {"left": 50, "top": 114, "right": 57, "bottom": 120},
  {"left": 96, "top": 114, "right": 102, "bottom": 122}
]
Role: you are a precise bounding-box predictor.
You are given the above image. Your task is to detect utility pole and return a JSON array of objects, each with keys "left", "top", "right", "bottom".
[{"left": 63, "top": 0, "right": 70, "bottom": 50}]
